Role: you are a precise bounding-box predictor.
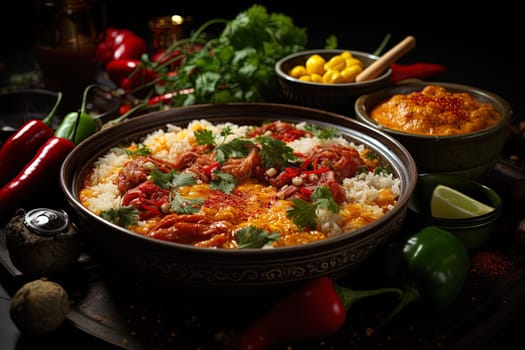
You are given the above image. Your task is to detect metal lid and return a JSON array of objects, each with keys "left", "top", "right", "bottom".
[{"left": 24, "top": 208, "right": 70, "bottom": 237}]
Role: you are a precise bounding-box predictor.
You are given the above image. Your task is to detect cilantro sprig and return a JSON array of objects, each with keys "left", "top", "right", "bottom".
[
  {"left": 287, "top": 186, "right": 340, "bottom": 229},
  {"left": 100, "top": 206, "right": 139, "bottom": 228},
  {"left": 235, "top": 226, "right": 280, "bottom": 248},
  {"left": 133, "top": 5, "right": 308, "bottom": 106},
  {"left": 303, "top": 123, "right": 341, "bottom": 139},
  {"left": 169, "top": 192, "right": 204, "bottom": 214},
  {"left": 150, "top": 168, "right": 197, "bottom": 189}
]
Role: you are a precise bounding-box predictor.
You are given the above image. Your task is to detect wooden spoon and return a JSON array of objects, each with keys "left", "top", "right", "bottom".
[{"left": 355, "top": 35, "right": 416, "bottom": 82}]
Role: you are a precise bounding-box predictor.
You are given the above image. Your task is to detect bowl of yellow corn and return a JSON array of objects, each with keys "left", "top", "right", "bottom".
[{"left": 275, "top": 49, "right": 392, "bottom": 115}]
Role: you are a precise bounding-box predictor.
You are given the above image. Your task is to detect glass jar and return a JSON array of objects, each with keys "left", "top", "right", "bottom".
[
  {"left": 34, "top": 0, "right": 98, "bottom": 110},
  {"left": 148, "top": 14, "right": 189, "bottom": 52}
]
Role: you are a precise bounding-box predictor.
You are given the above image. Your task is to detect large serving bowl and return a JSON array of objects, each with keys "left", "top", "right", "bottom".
[
  {"left": 275, "top": 49, "right": 392, "bottom": 115},
  {"left": 354, "top": 81, "right": 513, "bottom": 179},
  {"left": 60, "top": 103, "right": 417, "bottom": 296}
]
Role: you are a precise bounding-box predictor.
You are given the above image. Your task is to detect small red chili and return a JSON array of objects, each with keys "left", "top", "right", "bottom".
[
  {"left": 237, "top": 276, "right": 401, "bottom": 350},
  {"left": 390, "top": 62, "right": 447, "bottom": 83},
  {"left": 0, "top": 92, "right": 61, "bottom": 188},
  {"left": 0, "top": 136, "right": 75, "bottom": 219}
]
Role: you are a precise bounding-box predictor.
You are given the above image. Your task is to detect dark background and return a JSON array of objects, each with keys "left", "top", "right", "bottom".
[
  {"left": 0, "top": 2, "right": 523, "bottom": 349},
  {"left": 0, "top": 1, "right": 522, "bottom": 120}
]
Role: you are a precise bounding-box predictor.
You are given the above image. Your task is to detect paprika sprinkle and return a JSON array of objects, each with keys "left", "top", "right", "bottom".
[{"left": 470, "top": 250, "right": 512, "bottom": 277}]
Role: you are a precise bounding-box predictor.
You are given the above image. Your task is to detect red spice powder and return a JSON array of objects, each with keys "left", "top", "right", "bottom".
[{"left": 470, "top": 250, "right": 512, "bottom": 276}]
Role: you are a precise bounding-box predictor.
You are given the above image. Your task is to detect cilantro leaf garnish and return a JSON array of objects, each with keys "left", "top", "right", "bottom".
[
  {"left": 169, "top": 192, "right": 204, "bottom": 214},
  {"left": 303, "top": 124, "right": 341, "bottom": 139},
  {"left": 210, "top": 169, "right": 236, "bottom": 193},
  {"left": 215, "top": 138, "right": 254, "bottom": 164},
  {"left": 255, "top": 135, "right": 297, "bottom": 168},
  {"left": 287, "top": 198, "right": 318, "bottom": 229},
  {"left": 150, "top": 168, "right": 197, "bottom": 189},
  {"left": 374, "top": 165, "right": 393, "bottom": 175},
  {"left": 100, "top": 206, "right": 138, "bottom": 228},
  {"left": 125, "top": 144, "right": 151, "bottom": 156},
  {"left": 235, "top": 226, "right": 280, "bottom": 248},
  {"left": 287, "top": 186, "right": 340, "bottom": 229},
  {"left": 194, "top": 128, "right": 215, "bottom": 145}
]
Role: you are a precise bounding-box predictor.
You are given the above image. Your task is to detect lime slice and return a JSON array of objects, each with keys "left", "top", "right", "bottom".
[{"left": 430, "top": 184, "right": 495, "bottom": 219}]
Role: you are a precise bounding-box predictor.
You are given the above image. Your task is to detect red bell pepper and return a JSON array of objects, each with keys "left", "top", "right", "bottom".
[
  {"left": 96, "top": 27, "right": 148, "bottom": 66},
  {"left": 237, "top": 276, "right": 402, "bottom": 350},
  {"left": 390, "top": 62, "right": 447, "bottom": 83},
  {"left": 0, "top": 92, "right": 61, "bottom": 188},
  {"left": 105, "top": 59, "right": 158, "bottom": 93}
]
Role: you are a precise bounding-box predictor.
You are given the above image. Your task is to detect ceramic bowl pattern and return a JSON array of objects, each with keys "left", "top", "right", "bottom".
[
  {"left": 354, "top": 81, "right": 513, "bottom": 179},
  {"left": 60, "top": 102, "right": 417, "bottom": 296}
]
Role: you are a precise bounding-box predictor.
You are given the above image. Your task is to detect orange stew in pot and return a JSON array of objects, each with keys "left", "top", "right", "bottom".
[{"left": 369, "top": 85, "right": 502, "bottom": 136}]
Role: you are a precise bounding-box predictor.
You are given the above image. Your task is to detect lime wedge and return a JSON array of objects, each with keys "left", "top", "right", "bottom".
[{"left": 430, "top": 184, "right": 495, "bottom": 219}]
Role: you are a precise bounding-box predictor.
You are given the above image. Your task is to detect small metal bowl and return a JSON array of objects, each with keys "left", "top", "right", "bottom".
[
  {"left": 275, "top": 49, "right": 392, "bottom": 115},
  {"left": 407, "top": 173, "right": 502, "bottom": 250}
]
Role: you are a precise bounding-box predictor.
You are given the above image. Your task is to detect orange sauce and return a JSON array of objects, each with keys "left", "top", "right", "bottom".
[{"left": 370, "top": 85, "right": 502, "bottom": 136}]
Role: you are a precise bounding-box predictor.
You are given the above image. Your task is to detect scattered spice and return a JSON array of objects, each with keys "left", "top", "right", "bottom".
[{"left": 470, "top": 250, "right": 512, "bottom": 276}]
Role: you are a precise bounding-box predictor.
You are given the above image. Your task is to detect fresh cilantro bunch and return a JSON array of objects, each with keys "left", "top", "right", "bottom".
[{"left": 147, "top": 4, "right": 308, "bottom": 106}]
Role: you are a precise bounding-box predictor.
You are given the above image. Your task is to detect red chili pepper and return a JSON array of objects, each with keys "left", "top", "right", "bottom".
[
  {"left": 390, "top": 62, "right": 448, "bottom": 83},
  {"left": 237, "top": 276, "right": 402, "bottom": 350},
  {"left": 0, "top": 92, "right": 62, "bottom": 188},
  {"left": 0, "top": 136, "right": 75, "bottom": 219},
  {"left": 96, "top": 27, "right": 147, "bottom": 67}
]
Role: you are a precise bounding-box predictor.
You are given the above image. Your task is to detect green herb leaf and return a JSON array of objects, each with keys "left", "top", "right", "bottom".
[
  {"left": 194, "top": 128, "right": 215, "bottom": 145},
  {"left": 210, "top": 169, "right": 236, "bottom": 193},
  {"left": 125, "top": 144, "right": 151, "bottom": 156},
  {"left": 255, "top": 135, "right": 297, "bottom": 168},
  {"left": 311, "top": 186, "right": 340, "bottom": 213},
  {"left": 374, "top": 165, "right": 393, "bottom": 175},
  {"left": 287, "top": 186, "right": 340, "bottom": 229},
  {"left": 100, "top": 206, "right": 139, "bottom": 228},
  {"left": 169, "top": 192, "right": 204, "bottom": 214},
  {"left": 235, "top": 226, "right": 280, "bottom": 248},
  {"left": 303, "top": 123, "right": 341, "bottom": 139},
  {"left": 150, "top": 168, "right": 197, "bottom": 189},
  {"left": 215, "top": 138, "right": 254, "bottom": 164},
  {"left": 287, "top": 198, "right": 318, "bottom": 229}
]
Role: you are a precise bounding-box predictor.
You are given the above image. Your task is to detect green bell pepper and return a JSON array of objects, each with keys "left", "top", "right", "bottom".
[
  {"left": 54, "top": 84, "right": 100, "bottom": 144},
  {"left": 377, "top": 226, "right": 470, "bottom": 329}
]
